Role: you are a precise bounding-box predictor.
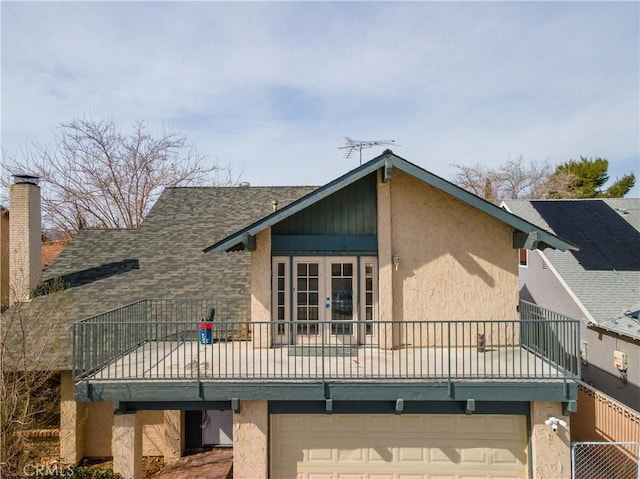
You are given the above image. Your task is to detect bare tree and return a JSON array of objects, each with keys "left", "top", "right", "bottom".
[
  {"left": 0, "top": 281, "right": 72, "bottom": 477},
  {"left": 3, "top": 118, "right": 239, "bottom": 237},
  {"left": 451, "top": 157, "right": 577, "bottom": 203}
]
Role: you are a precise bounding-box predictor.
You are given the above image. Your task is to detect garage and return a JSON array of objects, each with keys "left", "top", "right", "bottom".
[{"left": 271, "top": 413, "right": 528, "bottom": 479}]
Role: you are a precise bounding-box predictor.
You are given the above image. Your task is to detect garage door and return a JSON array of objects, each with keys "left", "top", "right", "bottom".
[{"left": 271, "top": 414, "right": 528, "bottom": 479}]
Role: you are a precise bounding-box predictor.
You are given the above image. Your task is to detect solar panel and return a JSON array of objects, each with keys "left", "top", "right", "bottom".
[{"left": 531, "top": 200, "right": 640, "bottom": 271}]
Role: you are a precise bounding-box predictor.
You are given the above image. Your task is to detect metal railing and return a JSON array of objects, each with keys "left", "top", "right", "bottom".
[
  {"left": 72, "top": 300, "right": 579, "bottom": 382},
  {"left": 72, "top": 297, "right": 249, "bottom": 379},
  {"left": 519, "top": 300, "right": 581, "bottom": 375}
]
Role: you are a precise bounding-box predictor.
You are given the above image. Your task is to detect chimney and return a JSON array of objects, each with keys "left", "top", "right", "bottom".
[
  {"left": 0, "top": 207, "right": 8, "bottom": 309},
  {"left": 9, "top": 174, "right": 42, "bottom": 304}
]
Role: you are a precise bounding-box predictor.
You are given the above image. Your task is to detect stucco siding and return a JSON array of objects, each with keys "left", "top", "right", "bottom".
[
  {"left": 531, "top": 401, "right": 571, "bottom": 479},
  {"left": 234, "top": 400, "right": 268, "bottom": 478},
  {"left": 580, "top": 331, "right": 640, "bottom": 410},
  {"left": 251, "top": 228, "right": 272, "bottom": 348},
  {"left": 389, "top": 171, "right": 518, "bottom": 321},
  {"left": 83, "top": 404, "right": 164, "bottom": 457},
  {"left": 83, "top": 402, "right": 113, "bottom": 456},
  {"left": 141, "top": 411, "right": 164, "bottom": 456}
]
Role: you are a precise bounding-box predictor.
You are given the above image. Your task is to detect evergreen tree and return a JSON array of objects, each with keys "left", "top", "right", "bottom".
[{"left": 550, "top": 156, "right": 635, "bottom": 198}]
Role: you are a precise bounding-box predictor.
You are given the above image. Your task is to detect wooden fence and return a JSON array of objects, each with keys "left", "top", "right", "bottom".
[{"left": 571, "top": 381, "right": 640, "bottom": 461}]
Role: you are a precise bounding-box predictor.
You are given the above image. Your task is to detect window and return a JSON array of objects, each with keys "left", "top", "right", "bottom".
[{"left": 518, "top": 249, "right": 528, "bottom": 267}]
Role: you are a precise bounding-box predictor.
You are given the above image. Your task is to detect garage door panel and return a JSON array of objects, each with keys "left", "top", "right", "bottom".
[
  {"left": 337, "top": 447, "right": 366, "bottom": 463},
  {"left": 308, "top": 447, "right": 335, "bottom": 462},
  {"left": 271, "top": 414, "right": 528, "bottom": 479},
  {"left": 459, "top": 447, "right": 488, "bottom": 463},
  {"left": 278, "top": 414, "right": 306, "bottom": 432},
  {"left": 369, "top": 415, "right": 396, "bottom": 432},
  {"left": 398, "top": 447, "right": 426, "bottom": 462}
]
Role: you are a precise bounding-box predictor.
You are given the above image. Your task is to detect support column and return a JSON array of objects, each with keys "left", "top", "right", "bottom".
[
  {"left": 59, "top": 371, "right": 86, "bottom": 464},
  {"left": 251, "top": 228, "right": 271, "bottom": 348},
  {"left": 112, "top": 411, "right": 143, "bottom": 479},
  {"left": 163, "top": 410, "right": 184, "bottom": 464},
  {"left": 377, "top": 171, "right": 398, "bottom": 348},
  {"left": 233, "top": 400, "right": 268, "bottom": 479},
  {"left": 531, "top": 401, "right": 571, "bottom": 479}
]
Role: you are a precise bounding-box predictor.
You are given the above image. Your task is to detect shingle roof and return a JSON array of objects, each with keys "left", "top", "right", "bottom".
[
  {"left": 15, "top": 185, "right": 316, "bottom": 370},
  {"left": 505, "top": 198, "right": 640, "bottom": 339}
]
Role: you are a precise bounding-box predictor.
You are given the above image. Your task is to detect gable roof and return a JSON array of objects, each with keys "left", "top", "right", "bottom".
[
  {"left": 504, "top": 198, "right": 640, "bottom": 340},
  {"left": 24, "top": 185, "right": 316, "bottom": 369},
  {"left": 205, "top": 151, "right": 577, "bottom": 254}
]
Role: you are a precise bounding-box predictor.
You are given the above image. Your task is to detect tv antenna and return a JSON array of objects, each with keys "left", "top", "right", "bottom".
[{"left": 339, "top": 137, "right": 399, "bottom": 165}]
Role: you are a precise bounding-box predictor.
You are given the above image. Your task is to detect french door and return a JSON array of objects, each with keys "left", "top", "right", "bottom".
[{"left": 272, "top": 256, "right": 377, "bottom": 345}]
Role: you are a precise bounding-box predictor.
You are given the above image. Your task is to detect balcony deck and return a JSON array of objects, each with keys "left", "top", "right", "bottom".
[
  {"left": 72, "top": 299, "right": 580, "bottom": 403},
  {"left": 85, "top": 339, "right": 569, "bottom": 382}
]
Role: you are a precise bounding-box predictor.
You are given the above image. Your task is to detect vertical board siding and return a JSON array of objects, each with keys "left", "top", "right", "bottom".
[
  {"left": 272, "top": 174, "right": 377, "bottom": 236},
  {"left": 571, "top": 381, "right": 640, "bottom": 459}
]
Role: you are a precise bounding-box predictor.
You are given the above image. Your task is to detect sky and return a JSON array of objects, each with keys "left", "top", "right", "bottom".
[{"left": 1, "top": 1, "right": 639, "bottom": 196}]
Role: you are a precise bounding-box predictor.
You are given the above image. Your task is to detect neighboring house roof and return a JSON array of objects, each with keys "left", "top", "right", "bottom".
[
  {"left": 24, "top": 185, "right": 316, "bottom": 370},
  {"left": 206, "top": 152, "right": 577, "bottom": 254},
  {"left": 504, "top": 198, "right": 640, "bottom": 340},
  {"left": 42, "top": 240, "right": 68, "bottom": 270}
]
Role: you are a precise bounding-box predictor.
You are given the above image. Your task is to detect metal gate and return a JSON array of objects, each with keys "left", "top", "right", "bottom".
[{"left": 572, "top": 442, "right": 640, "bottom": 479}]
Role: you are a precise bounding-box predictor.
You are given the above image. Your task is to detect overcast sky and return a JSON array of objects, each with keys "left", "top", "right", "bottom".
[{"left": 2, "top": 1, "right": 639, "bottom": 195}]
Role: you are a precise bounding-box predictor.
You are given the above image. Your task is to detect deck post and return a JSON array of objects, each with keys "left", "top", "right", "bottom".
[
  {"left": 233, "top": 400, "right": 268, "bottom": 478},
  {"left": 377, "top": 171, "right": 399, "bottom": 349},
  {"left": 251, "top": 229, "right": 271, "bottom": 348},
  {"left": 59, "top": 370, "right": 87, "bottom": 464},
  {"left": 531, "top": 401, "right": 571, "bottom": 479},
  {"left": 163, "top": 410, "right": 184, "bottom": 465},
  {"left": 112, "top": 410, "right": 143, "bottom": 479}
]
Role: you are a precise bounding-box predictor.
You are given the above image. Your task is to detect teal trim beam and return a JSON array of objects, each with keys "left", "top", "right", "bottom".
[{"left": 271, "top": 235, "right": 377, "bottom": 253}]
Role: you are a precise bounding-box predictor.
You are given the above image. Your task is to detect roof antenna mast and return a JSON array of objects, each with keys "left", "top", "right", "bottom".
[{"left": 339, "top": 137, "right": 399, "bottom": 165}]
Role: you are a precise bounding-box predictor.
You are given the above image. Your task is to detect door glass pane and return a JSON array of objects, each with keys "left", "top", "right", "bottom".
[
  {"left": 343, "top": 263, "right": 353, "bottom": 277},
  {"left": 296, "top": 262, "right": 319, "bottom": 336},
  {"left": 331, "top": 262, "right": 353, "bottom": 335},
  {"left": 332, "top": 263, "right": 341, "bottom": 276},
  {"left": 364, "top": 261, "right": 374, "bottom": 335},
  {"left": 274, "top": 261, "right": 288, "bottom": 336}
]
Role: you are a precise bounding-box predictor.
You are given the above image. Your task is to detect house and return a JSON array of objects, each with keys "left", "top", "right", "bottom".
[
  {"left": 32, "top": 152, "right": 580, "bottom": 478},
  {"left": 503, "top": 198, "right": 640, "bottom": 413}
]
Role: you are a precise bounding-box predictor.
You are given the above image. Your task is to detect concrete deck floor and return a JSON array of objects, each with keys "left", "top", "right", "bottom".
[{"left": 86, "top": 340, "right": 570, "bottom": 381}]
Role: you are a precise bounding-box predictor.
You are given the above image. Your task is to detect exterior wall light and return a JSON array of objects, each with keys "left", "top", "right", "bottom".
[
  {"left": 393, "top": 255, "right": 400, "bottom": 271},
  {"left": 544, "top": 416, "right": 567, "bottom": 433}
]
